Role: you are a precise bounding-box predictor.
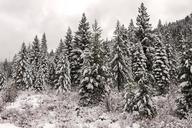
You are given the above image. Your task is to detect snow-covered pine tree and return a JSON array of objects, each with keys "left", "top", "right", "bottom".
[
  {"left": 45, "top": 61, "right": 56, "bottom": 88},
  {"left": 0, "top": 72, "right": 5, "bottom": 90},
  {"left": 136, "top": 3, "right": 153, "bottom": 71},
  {"left": 160, "top": 30, "right": 178, "bottom": 83},
  {"left": 54, "top": 39, "right": 65, "bottom": 65},
  {"left": 124, "top": 72, "right": 156, "bottom": 118},
  {"left": 157, "top": 19, "right": 163, "bottom": 34},
  {"left": 110, "top": 21, "right": 132, "bottom": 91},
  {"left": 49, "top": 50, "right": 54, "bottom": 58},
  {"left": 26, "top": 44, "right": 32, "bottom": 60},
  {"left": 30, "top": 36, "right": 43, "bottom": 91},
  {"left": 100, "top": 39, "right": 112, "bottom": 83},
  {"left": 11, "top": 54, "right": 17, "bottom": 79},
  {"left": 54, "top": 43, "right": 71, "bottom": 93},
  {"left": 166, "top": 43, "right": 178, "bottom": 83},
  {"left": 2, "top": 59, "right": 12, "bottom": 80},
  {"left": 64, "top": 27, "right": 73, "bottom": 61},
  {"left": 41, "top": 33, "right": 48, "bottom": 56},
  {"left": 90, "top": 20, "right": 104, "bottom": 66},
  {"left": 79, "top": 20, "right": 107, "bottom": 106},
  {"left": 127, "top": 19, "right": 137, "bottom": 43},
  {"left": 131, "top": 42, "right": 147, "bottom": 82},
  {"left": 102, "top": 39, "right": 111, "bottom": 63},
  {"left": 40, "top": 33, "right": 49, "bottom": 87},
  {"left": 71, "top": 13, "right": 91, "bottom": 87},
  {"left": 13, "top": 43, "right": 31, "bottom": 90},
  {"left": 33, "top": 72, "right": 43, "bottom": 91},
  {"left": 176, "top": 48, "right": 192, "bottom": 118},
  {"left": 125, "top": 37, "right": 156, "bottom": 118},
  {"left": 152, "top": 36, "right": 170, "bottom": 95},
  {"left": 136, "top": 3, "right": 151, "bottom": 42}
]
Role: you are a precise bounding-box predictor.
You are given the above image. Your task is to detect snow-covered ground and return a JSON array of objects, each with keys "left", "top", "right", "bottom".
[
  {"left": 0, "top": 90, "right": 191, "bottom": 128},
  {"left": 0, "top": 123, "right": 19, "bottom": 128}
]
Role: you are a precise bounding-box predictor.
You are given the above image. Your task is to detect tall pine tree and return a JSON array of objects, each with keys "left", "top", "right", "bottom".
[
  {"left": 54, "top": 42, "right": 71, "bottom": 93},
  {"left": 29, "top": 36, "right": 43, "bottom": 91},
  {"left": 79, "top": 20, "right": 107, "bottom": 106},
  {"left": 110, "top": 21, "right": 131, "bottom": 91},
  {"left": 40, "top": 33, "right": 49, "bottom": 86},
  {"left": 128, "top": 19, "right": 137, "bottom": 43},
  {"left": 131, "top": 42, "right": 147, "bottom": 82},
  {"left": 176, "top": 48, "right": 192, "bottom": 118},
  {"left": 136, "top": 3, "right": 153, "bottom": 71},
  {"left": 13, "top": 43, "right": 31, "bottom": 90},
  {"left": 64, "top": 27, "right": 73, "bottom": 61},
  {"left": 125, "top": 41, "right": 156, "bottom": 118},
  {"left": 124, "top": 72, "right": 156, "bottom": 118},
  {"left": 152, "top": 36, "right": 170, "bottom": 95},
  {"left": 71, "top": 13, "right": 91, "bottom": 87}
]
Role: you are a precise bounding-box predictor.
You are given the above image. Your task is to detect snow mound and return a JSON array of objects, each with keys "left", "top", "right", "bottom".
[
  {"left": 0, "top": 123, "right": 19, "bottom": 128},
  {"left": 6, "top": 92, "right": 50, "bottom": 111}
]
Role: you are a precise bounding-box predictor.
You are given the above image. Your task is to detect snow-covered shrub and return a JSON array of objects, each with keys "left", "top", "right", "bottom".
[
  {"left": 104, "top": 89, "right": 124, "bottom": 112},
  {"left": 1, "top": 82, "right": 18, "bottom": 103}
]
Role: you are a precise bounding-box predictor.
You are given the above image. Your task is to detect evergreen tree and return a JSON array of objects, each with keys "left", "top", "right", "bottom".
[
  {"left": 176, "top": 48, "right": 192, "bottom": 118},
  {"left": 152, "top": 36, "right": 170, "bottom": 95},
  {"left": 54, "top": 43, "right": 71, "bottom": 93},
  {"left": 128, "top": 19, "right": 137, "bottom": 42},
  {"left": 41, "top": 33, "right": 48, "bottom": 56},
  {"left": 136, "top": 3, "right": 151, "bottom": 42},
  {"left": 2, "top": 59, "right": 12, "bottom": 80},
  {"left": 13, "top": 43, "right": 31, "bottom": 90},
  {"left": 49, "top": 50, "right": 54, "bottom": 58},
  {"left": 101, "top": 39, "right": 112, "bottom": 80},
  {"left": 40, "top": 33, "right": 49, "bottom": 86},
  {"left": 45, "top": 61, "right": 56, "bottom": 88},
  {"left": 110, "top": 21, "right": 131, "bottom": 91},
  {"left": 64, "top": 27, "right": 73, "bottom": 61},
  {"left": 91, "top": 20, "right": 104, "bottom": 66},
  {"left": 74, "top": 13, "right": 91, "bottom": 51},
  {"left": 131, "top": 42, "right": 147, "bottom": 82},
  {"left": 11, "top": 54, "right": 17, "bottom": 79},
  {"left": 102, "top": 39, "right": 111, "bottom": 62},
  {"left": 54, "top": 39, "right": 65, "bottom": 65},
  {"left": 0, "top": 72, "right": 5, "bottom": 90},
  {"left": 136, "top": 3, "right": 153, "bottom": 71},
  {"left": 157, "top": 19, "right": 163, "bottom": 29},
  {"left": 29, "top": 36, "right": 41, "bottom": 66},
  {"left": 124, "top": 72, "right": 156, "bottom": 118},
  {"left": 34, "top": 72, "right": 43, "bottom": 91},
  {"left": 71, "top": 13, "right": 91, "bottom": 86},
  {"left": 166, "top": 43, "right": 178, "bottom": 83},
  {"left": 79, "top": 20, "right": 107, "bottom": 106},
  {"left": 30, "top": 36, "right": 43, "bottom": 91},
  {"left": 125, "top": 34, "right": 156, "bottom": 118}
]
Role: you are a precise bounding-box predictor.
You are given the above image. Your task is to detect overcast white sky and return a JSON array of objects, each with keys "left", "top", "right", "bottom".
[{"left": 0, "top": 0, "right": 192, "bottom": 61}]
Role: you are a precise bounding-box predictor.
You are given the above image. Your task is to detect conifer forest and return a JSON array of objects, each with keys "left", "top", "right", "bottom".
[{"left": 1, "top": 2, "right": 192, "bottom": 128}]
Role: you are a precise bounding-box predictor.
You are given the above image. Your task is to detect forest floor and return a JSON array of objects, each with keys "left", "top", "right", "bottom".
[{"left": 0, "top": 89, "right": 191, "bottom": 128}]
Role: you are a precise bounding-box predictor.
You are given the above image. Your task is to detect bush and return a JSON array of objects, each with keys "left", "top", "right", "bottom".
[
  {"left": 104, "top": 89, "right": 124, "bottom": 112},
  {"left": 1, "top": 82, "right": 18, "bottom": 103}
]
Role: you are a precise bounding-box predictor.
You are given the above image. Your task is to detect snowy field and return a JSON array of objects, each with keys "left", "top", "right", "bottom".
[{"left": 0, "top": 90, "right": 191, "bottom": 128}]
